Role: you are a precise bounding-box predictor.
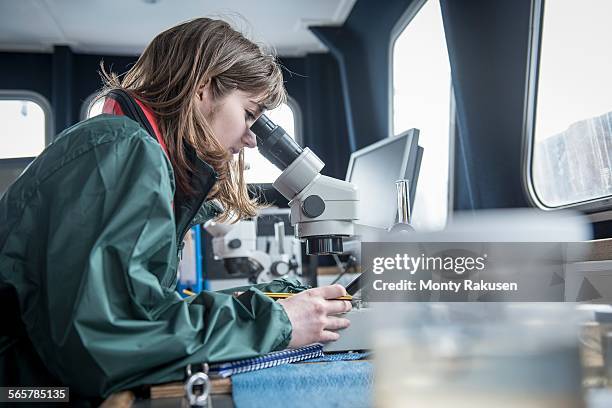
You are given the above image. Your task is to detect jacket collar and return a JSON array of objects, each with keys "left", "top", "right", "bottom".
[{"left": 102, "top": 89, "right": 219, "bottom": 241}]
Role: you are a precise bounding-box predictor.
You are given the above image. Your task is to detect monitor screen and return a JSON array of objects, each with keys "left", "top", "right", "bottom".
[{"left": 346, "top": 129, "right": 421, "bottom": 229}]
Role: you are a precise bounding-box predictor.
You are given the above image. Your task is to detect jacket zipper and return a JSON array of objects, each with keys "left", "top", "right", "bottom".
[{"left": 177, "top": 205, "right": 201, "bottom": 254}]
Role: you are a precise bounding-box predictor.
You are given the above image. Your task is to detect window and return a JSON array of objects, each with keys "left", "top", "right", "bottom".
[
  {"left": 392, "top": 0, "right": 453, "bottom": 231},
  {"left": 244, "top": 100, "right": 300, "bottom": 184},
  {"left": 82, "top": 93, "right": 104, "bottom": 120},
  {"left": 527, "top": 0, "right": 612, "bottom": 210},
  {"left": 0, "top": 91, "right": 52, "bottom": 159}
]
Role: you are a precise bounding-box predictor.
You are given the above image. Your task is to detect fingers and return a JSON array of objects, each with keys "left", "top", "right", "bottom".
[
  {"left": 319, "top": 331, "right": 341, "bottom": 343},
  {"left": 324, "top": 299, "right": 352, "bottom": 315},
  {"left": 316, "top": 317, "right": 350, "bottom": 343},
  {"left": 280, "top": 285, "right": 352, "bottom": 347},
  {"left": 325, "top": 316, "right": 351, "bottom": 331},
  {"left": 306, "top": 284, "right": 347, "bottom": 300}
]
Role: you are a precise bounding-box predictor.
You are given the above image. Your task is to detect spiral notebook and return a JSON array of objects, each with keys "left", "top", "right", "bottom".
[{"left": 209, "top": 344, "right": 324, "bottom": 378}]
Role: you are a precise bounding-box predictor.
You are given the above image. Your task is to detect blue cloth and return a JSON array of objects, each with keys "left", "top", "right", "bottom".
[{"left": 231, "top": 361, "right": 373, "bottom": 408}]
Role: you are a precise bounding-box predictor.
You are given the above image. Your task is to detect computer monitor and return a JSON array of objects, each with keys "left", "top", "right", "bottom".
[{"left": 345, "top": 129, "right": 422, "bottom": 229}]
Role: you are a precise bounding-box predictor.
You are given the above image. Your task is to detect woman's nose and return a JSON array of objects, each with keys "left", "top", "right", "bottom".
[{"left": 243, "top": 130, "right": 257, "bottom": 149}]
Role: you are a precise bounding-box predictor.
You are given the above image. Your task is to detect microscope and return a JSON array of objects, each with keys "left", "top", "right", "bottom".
[
  {"left": 203, "top": 115, "right": 359, "bottom": 286},
  {"left": 249, "top": 115, "right": 376, "bottom": 352},
  {"left": 204, "top": 214, "right": 302, "bottom": 284},
  {"left": 250, "top": 115, "right": 359, "bottom": 255}
]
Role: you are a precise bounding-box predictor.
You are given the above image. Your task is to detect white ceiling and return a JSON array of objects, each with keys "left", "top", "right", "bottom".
[{"left": 0, "top": 0, "right": 356, "bottom": 56}]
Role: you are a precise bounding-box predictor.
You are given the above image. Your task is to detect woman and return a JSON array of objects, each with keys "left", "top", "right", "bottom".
[{"left": 0, "top": 18, "right": 350, "bottom": 399}]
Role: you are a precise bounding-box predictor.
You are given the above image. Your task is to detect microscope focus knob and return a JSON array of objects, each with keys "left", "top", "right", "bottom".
[
  {"left": 301, "top": 195, "right": 325, "bottom": 218},
  {"left": 228, "top": 239, "right": 241, "bottom": 249}
]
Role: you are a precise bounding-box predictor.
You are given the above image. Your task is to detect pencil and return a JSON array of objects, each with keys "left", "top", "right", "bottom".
[
  {"left": 182, "top": 289, "right": 352, "bottom": 301},
  {"left": 262, "top": 292, "right": 353, "bottom": 301}
]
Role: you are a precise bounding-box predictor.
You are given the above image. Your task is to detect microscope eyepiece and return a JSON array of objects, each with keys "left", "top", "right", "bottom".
[
  {"left": 250, "top": 114, "right": 303, "bottom": 170},
  {"left": 250, "top": 114, "right": 277, "bottom": 135}
]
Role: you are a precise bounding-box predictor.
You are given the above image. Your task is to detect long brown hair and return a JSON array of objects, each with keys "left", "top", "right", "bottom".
[{"left": 100, "top": 18, "right": 286, "bottom": 222}]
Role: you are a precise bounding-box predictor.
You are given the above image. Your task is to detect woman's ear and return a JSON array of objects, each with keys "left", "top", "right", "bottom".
[
  {"left": 196, "top": 81, "right": 214, "bottom": 117},
  {"left": 197, "top": 79, "right": 212, "bottom": 102},
  {"left": 196, "top": 84, "right": 205, "bottom": 101}
]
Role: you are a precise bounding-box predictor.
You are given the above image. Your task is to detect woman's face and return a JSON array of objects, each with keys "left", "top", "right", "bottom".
[{"left": 196, "top": 83, "right": 263, "bottom": 154}]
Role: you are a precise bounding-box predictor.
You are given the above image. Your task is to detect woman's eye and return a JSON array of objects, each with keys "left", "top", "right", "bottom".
[{"left": 245, "top": 110, "right": 255, "bottom": 120}]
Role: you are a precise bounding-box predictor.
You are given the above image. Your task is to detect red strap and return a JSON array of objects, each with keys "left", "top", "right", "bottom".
[
  {"left": 102, "top": 98, "right": 124, "bottom": 115},
  {"left": 101, "top": 95, "right": 169, "bottom": 158},
  {"left": 132, "top": 98, "right": 169, "bottom": 156}
]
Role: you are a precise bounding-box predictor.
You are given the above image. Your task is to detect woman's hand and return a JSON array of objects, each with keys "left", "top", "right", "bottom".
[{"left": 278, "top": 284, "right": 352, "bottom": 348}]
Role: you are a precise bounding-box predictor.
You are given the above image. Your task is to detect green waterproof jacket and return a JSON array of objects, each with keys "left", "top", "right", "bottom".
[{"left": 0, "top": 114, "right": 306, "bottom": 399}]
